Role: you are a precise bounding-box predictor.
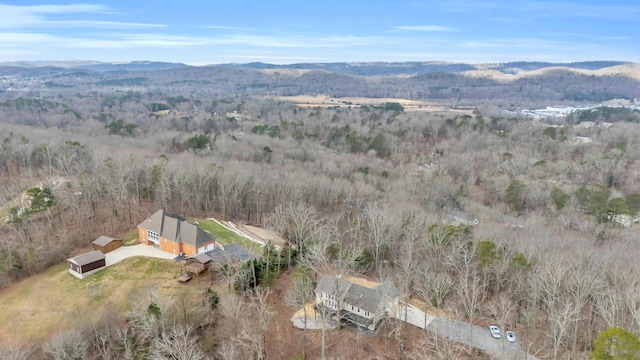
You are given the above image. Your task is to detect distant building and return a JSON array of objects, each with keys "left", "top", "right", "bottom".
[
  {"left": 574, "top": 136, "right": 593, "bottom": 144},
  {"left": 609, "top": 214, "right": 640, "bottom": 229},
  {"left": 444, "top": 211, "right": 479, "bottom": 226}
]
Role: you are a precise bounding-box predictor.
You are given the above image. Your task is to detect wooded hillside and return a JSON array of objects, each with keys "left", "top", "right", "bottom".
[{"left": 1, "top": 62, "right": 640, "bottom": 359}]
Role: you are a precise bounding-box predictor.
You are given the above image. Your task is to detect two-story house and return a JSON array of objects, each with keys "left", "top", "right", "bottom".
[
  {"left": 137, "top": 209, "right": 217, "bottom": 256},
  {"left": 315, "top": 274, "right": 399, "bottom": 332}
]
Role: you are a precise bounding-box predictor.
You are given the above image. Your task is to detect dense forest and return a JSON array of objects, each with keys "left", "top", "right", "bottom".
[{"left": 1, "top": 62, "right": 640, "bottom": 359}]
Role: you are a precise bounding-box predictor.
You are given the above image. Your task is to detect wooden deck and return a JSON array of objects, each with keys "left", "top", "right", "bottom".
[{"left": 183, "top": 262, "right": 205, "bottom": 274}]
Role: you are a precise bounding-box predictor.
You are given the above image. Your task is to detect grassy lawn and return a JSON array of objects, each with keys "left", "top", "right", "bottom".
[
  {"left": 0, "top": 257, "right": 210, "bottom": 344},
  {"left": 193, "top": 218, "right": 263, "bottom": 255}
]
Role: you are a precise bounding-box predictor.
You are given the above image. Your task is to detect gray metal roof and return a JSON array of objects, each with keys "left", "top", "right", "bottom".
[
  {"left": 137, "top": 209, "right": 214, "bottom": 247},
  {"left": 315, "top": 275, "right": 399, "bottom": 313},
  {"left": 68, "top": 250, "right": 105, "bottom": 266},
  {"left": 92, "top": 236, "right": 120, "bottom": 247}
]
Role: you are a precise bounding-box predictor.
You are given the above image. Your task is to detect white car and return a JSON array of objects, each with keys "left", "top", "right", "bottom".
[
  {"left": 489, "top": 325, "right": 501, "bottom": 339},
  {"left": 506, "top": 331, "right": 516, "bottom": 343}
]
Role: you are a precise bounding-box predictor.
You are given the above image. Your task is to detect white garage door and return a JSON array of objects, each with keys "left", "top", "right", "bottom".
[
  {"left": 197, "top": 246, "right": 206, "bottom": 254},
  {"left": 206, "top": 243, "right": 214, "bottom": 252}
]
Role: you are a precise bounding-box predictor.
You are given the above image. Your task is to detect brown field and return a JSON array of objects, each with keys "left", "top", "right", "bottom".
[{"left": 276, "top": 94, "right": 475, "bottom": 115}]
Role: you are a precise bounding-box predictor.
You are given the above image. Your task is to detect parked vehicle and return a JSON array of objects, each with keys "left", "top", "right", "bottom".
[
  {"left": 489, "top": 325, "right": 501, "bottom": 339},
  {"left": 506, "top": 331, "right": 516, "bottom": 342}
]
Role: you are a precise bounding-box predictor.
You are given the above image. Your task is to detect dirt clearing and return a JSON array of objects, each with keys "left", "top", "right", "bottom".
[
  {"left": 276, "top": 94, "right": 474, "bottom": 114},
  {"left": 234, "top": 223, "right": 286, "bottom": 248}
]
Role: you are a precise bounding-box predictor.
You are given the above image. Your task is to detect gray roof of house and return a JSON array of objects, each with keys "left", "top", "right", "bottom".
[
  {"left": 344, "top": 284, "right": 381, "bottom": 312},
  {"left": 179, "top": 222, "right": 213, "bottom": 247},
  {"left": 162, "top": 216, "right": 180, "bottom": 242},
  {"left": 139, "top": 209, "right": 166, "bottom": 234},
  {"left": 316, "top": 275, "right": 352, "bottom": 298},
  {"left": 137, "top": 209, "right": 214, "bottom": 247},
  {"left": 92, "top": 236, "right": 121, "bottom": 247},
  {"left": 315, "top": 275, "right": 399, "bottom": 313},
  {"left": 68, "top": 250, "right": 105, "bottom": 266}
]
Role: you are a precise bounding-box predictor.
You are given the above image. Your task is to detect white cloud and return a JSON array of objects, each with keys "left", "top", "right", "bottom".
[
  {"left": 0, "top": 32, "right": 56, "bottom": 43},
  {"left": 441, "top": 1, "right": 640, "bottom": 21},
  {"left": 0, "top": 4, "right": 108, "bottom": 15},
  {"left": 203, "top": 25, "right": 258, "bottom": 31},
  {"left": 395, "top": 25, "right": 455, "bottom": 32},
  {"left": 200, "top": 34, "right": 386, "bottom": 49},
  {"left": 0, "top": 4, "right": 164, "bottom": 29},
  {"left": 32, "top": 20, "right": 166, "bottom": 29},
  {"left": 456, "top": 38, "right": 569, "bottom": 49},
  {"left": 599, "top": 36, "right": 632, "bottom": 41}
]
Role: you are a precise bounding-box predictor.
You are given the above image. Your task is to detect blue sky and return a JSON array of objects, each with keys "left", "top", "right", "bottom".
[{"left": 0, "top": 1, "right": 638, "bottom": 64}]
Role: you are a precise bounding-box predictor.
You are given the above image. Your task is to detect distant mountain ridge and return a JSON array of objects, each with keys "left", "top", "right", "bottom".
[
  {"left": 221, "top": 61, "right": 630, "bottom": 76},
  {"left": 0, "top": 60, "right": 631, "bottom": 76},
  {"left": 1, "top": 60, "right": 638, "bottom": 106},
  {"left": 0, "top": 60, "right": 189, "bottom": 72}
]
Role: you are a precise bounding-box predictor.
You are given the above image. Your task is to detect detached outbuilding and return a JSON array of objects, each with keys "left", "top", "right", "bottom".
[
  {"left": 68, "top": 251, "right": 106, "bottom": 279},
  {"left": 92, "top": 236, "right": 122, "bottom": 254},
  {"left": 183, "top": 253, "right": 213, "bottom": 275}
]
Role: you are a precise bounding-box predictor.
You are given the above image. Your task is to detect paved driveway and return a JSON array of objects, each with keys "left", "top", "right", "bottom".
[
  {"left": 105, "top": 244, "right": 176, "bottom": 266},
  {"left": 392, "top": 302, "right": 436, "bottom": 329},
  {"left": 426, "top": 318, "right": 539, "bottom": 360},
  {"left": 392, "top": 302, "right": 539, "bottom": 360}
]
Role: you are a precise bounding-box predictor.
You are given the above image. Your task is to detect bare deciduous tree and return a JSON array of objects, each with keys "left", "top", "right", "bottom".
[
  {"left": 362, "top": 202, "right": 400, "bottom": 274},
  {"left": 150, "top": 325, "right": 206, "bottom": 360},
  {"left": 42, "top": 329, "right": 89, "bottom": 360},
  {"left": 286, "top": 273, "right": 316, "bottom": 360},
  {"left": 250, "top": 287, "right": 274, "bottom": 360}
]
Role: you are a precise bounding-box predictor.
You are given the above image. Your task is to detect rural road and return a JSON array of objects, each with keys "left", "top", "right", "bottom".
[{"left": 394, "top": 302, "right": 539, "bottom": 360}]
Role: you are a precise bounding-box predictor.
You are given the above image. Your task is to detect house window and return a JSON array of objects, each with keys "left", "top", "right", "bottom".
[
  {"left": 365, "top": 310, "right": 370, "bottom": 317},
  {"left": 147, "top": 230, "right": 159, "bottom": 243}
]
